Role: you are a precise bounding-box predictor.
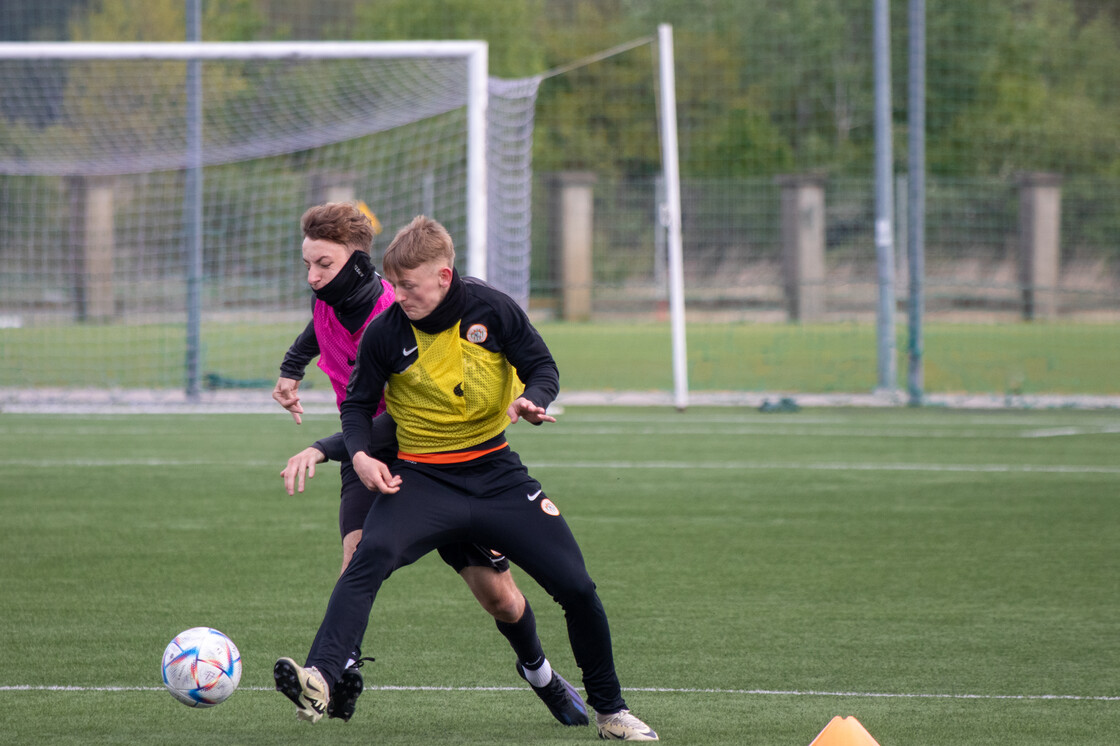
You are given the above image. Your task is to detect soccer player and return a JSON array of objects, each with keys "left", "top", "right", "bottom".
[
  {"left": 274, "top": 215, "right": 658, "bottom": 740},
  {"left": 272, "top": 203, "right": 586, "bottom": 726}
]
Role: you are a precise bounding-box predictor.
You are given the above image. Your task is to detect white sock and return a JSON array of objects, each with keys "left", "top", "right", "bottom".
[{"left": 522, "top": 657, "right": 552, "bottom": 688}]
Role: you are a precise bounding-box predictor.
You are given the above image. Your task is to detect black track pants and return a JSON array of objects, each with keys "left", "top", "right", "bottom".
[{"left": 304, "top": 447, "right": 627, "bottom": 714}]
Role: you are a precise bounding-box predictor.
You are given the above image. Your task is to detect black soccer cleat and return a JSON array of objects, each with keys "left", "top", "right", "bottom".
[
  {"left": 327, "top": 657, "right": 374, "bottom": 722},
  {"left": 516, "top": 661, "right": 590, "bottom": 727}
]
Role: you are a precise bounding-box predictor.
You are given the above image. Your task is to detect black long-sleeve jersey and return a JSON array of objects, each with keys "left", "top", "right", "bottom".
[
  {"left": 340, "top": 276, "right": 558, "bottom": 461},
  {"left": 279, "top": 315, "right": 319, "bottom": 381}
]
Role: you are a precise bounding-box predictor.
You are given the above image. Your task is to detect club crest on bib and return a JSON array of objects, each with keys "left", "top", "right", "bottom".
[
  {"left": 540, "top": 498, "right": 560, "bottom": 516},
  {"left": 466, "top": 323, "right": 488, "bottom": 344}
]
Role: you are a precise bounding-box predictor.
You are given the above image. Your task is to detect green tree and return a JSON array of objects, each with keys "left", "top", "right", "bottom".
[
  {"left": 531, "top": 2, "right": 659, "bottom": 176},
  {"left": 624, "top": 0, "right": 877, "bottom": 177},
  {"left": 349, "top": 0, "right": 545, "bottom": 78},
  {"left": 43, "top": 0, "right": 264, "bottom": 164},
  {"left": 930, "top": 0, "right": 1120, "bottom": 176},
  {"left": 10, "top": 0, "right": 1120, "bottom": 182},
  {"left": 69, "top": 0, "right": 263, "bottom": 42}
]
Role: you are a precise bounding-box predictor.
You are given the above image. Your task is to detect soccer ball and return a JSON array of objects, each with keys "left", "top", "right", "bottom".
[{"left": 161, "top": 627, "right": 243, "bottom": 707}]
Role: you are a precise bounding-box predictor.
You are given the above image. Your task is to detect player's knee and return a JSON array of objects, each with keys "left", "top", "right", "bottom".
[
  {"left": 486, "top": 587, "right": 525, "bottom": 623},
  {"left": 340, "top": 533, "right": 400, "bottom": 587},
  {"left": 466, "top": 570, "right": 524, "bottom": 622},
  {"left": 477, "top": 586, "right": 522, "bottom": 622},
  {"left": 551, "top": 576, "right": 601, "bottom": 614},
  {"left": 339, "top": 530, "right": 362, "bottom": 575}
]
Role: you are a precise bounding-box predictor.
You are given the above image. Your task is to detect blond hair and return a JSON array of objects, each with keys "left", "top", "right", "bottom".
[{"left": 382, "top": 215, "right": 455, "bottom": 277}]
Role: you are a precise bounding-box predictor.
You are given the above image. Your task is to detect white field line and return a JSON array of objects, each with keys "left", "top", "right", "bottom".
[
  {"left": 6, "top": 420, "right": 1120, "bottom": 440},
  {"left": 3, "top": 459, "right": 1120, "bottom": 475},
  {"left": 561, "top": 413, "right": 1120, "bottom": 428},
  {"left": 0, "top": 458, "right": 250, "bottom": 467},
  {"left": 530, "top": 425, "right": 1120, "bottom": 438},
  {"left": 527, "top": 461, "right": 1120, "bottom": 475},
  {"left": 5, "top": 387, "right": 1120, "bottom": 414},
  {"left": 1, "top": 684, "right": 1117, "bottom": 702},
  {"left": 0, "top": 426, "right": 1024, "bottom": 440},
  {"left": 1020, "top": 425, "right": 1120, "bottom": 438},
  {"left": 3, "top": 411, "right": 1118, "bottom": 428}
]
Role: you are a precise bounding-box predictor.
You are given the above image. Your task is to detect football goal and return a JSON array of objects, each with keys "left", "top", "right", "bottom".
[{"left": 0, "top": 41, "right": 538, "bottom": 398}]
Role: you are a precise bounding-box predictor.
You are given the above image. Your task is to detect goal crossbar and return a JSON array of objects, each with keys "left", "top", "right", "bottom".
[{"left": 0, "top": 40, "right": 487, "bottom": 60}]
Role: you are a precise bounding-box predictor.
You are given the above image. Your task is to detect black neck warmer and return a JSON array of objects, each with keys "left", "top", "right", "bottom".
[
  {"left": 412, "top": 268, "right": 468, "bottom": 334},
  {"left": 313, "top": 251, "right": 382, "bottom": 333}
]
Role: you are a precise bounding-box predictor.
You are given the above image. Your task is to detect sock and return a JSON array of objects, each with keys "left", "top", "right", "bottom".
[
  {"left": 495, "top": 597, "right": 550, "bottom": 686},
  {"left": 522, "top": 657, "right": 553, "bottom": 688}
]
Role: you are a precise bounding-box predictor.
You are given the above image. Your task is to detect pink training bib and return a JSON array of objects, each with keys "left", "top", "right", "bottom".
[{"left": 314, "top": 277, "right": 395, "bottom": 411}]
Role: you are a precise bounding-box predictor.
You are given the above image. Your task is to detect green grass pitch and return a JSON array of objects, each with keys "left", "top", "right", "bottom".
[
  {"left": 3, "top": 321, "right": 1120, "bottom": 395},
  {"left": 1, "top": 406, "right": 1118, "bottom": 744}
]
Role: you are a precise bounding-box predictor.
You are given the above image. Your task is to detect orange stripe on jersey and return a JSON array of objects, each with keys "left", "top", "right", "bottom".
[{"left": 397, "top": 442, "right": 509, "bottom": 464}]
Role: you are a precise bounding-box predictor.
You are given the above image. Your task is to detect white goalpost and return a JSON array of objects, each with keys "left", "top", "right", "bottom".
[
  {"left": 656, "top": 24, "right": 688, "bottom": 411},
  {"left": 0, "top": 40, "right": 539, "bottom": 399}
]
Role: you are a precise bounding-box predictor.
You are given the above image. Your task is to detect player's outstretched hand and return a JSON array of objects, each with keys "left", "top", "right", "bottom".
[
  {"left": 281, "top": 446, "right": 326, "bottom": 496},
  {"left": 353, "top": 451, "right": 402, "bottom": 494},
  {"left": 272, "top": 376, "right": 304, "bottom": 425},
  {"left": 508, "top": 396, "right": 556, "bottom": 426}
]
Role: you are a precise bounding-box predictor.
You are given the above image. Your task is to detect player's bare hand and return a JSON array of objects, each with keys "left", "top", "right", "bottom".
[
  {"left": 508, "top": 396, "right": 556, "bottom": 426},
  {"left": 280, "top": 446, "right": 326, "bottom": 495},
  {"left": 272, "top": 376, "right": 304, "bottom": 425},
  {"left": 353, "top": 451, "right": 402, "bottom": 494}
]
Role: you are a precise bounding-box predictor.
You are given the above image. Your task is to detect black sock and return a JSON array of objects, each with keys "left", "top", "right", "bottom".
[{"left": 495, "top": 596, "right": 545, "bottom": 668}]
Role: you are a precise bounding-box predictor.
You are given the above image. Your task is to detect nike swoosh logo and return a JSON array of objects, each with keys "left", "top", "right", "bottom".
[
  {"left": 402, "top": 345, "right": 418, "bottom": 356},
  {"left": 527, "top": 490, "right": 542, "bottom": 501}
]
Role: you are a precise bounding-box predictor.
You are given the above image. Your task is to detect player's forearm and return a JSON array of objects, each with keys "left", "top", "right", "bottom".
[
  {"left": 311, "top": 432, "right": 347, "bottom": 462},
  {"left": 341, "top": 395, "right": 379, "bottom": 460},
  {"left": 279, "top": 319, "right": 319, "bottom": 379},
  {"left": 520, "top": 361, "right": 559, "bottom": 410},
  {"left": 494, "top": 289, "right": 559, "bottom": 408},
  {"left": 341, "top": 410, "right": 373, "bottom": 460},
  {"left": 342, "top": 331, "right": 391, "bottom": 459},
  {"left": 510, "top": 335, "right": 560, "bottom": 408}
]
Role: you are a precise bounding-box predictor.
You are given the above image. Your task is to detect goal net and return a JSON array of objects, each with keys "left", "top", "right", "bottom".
[{"left": 0, "top": 42, "right": 538, "bottom": 400}]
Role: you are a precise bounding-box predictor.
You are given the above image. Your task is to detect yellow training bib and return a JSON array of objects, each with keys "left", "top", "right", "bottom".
[{"left": 386, "top": 322, "right": 523, "bottom": 453}]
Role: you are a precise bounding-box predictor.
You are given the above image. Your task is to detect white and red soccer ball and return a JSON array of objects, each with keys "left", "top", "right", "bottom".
[{"left": 161, "top": 627, "right": 242, "bottom": 707}]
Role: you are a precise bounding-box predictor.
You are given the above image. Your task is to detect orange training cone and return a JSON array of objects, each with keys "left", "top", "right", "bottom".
[{"left": 807, "top": 716, "right": 882, "bottom": 746}]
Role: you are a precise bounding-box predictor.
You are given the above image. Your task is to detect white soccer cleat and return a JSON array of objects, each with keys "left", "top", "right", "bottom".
[
  {"left": 274, "top": 657, "right": 330, "bottom": 723},
  {"left": 595, "top": 708, "right": 659, "bottom": 741}
]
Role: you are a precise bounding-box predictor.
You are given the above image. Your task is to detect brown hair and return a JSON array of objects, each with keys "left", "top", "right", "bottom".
[
  {"left": 382, "top": 215, "right": 455, "bottom": 277},
  {"left": 300, "top": 202, "right": 375, "bottom": 254}
]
